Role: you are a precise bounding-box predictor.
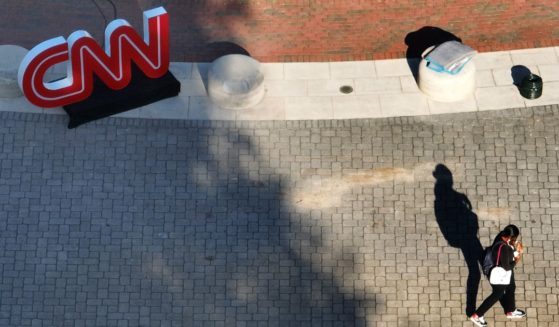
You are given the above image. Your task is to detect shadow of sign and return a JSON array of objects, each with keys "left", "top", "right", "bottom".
[{"left": 433, "top": 164, "right": 483, "bottom": 316}]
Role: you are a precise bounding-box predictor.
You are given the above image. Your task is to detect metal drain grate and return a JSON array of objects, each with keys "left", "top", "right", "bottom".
[{"left": 339, "top": 85, "right": 353, "bottom": 94}]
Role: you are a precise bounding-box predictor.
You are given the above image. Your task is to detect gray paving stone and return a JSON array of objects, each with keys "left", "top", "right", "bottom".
[{"left": 0, "top": 107, "right": 558, "bottom": 326}]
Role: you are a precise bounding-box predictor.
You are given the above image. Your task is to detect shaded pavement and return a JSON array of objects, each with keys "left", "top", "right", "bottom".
[{"left": 1, "top": 105, "right": 559, "bottom": 326}]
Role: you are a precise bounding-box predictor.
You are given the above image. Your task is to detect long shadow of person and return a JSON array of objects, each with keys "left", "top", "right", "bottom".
[{"left": 433, "top": 164, "right": 483, "bottom": 316}]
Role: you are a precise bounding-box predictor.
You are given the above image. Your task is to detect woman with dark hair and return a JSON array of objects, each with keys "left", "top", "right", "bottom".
[{"left": 470, "top": 225, "right": 526, "bottom": 326}]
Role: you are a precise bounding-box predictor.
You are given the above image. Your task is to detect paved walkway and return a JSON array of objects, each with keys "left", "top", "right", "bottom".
[
  {"left": 1, "top": 47, "right": 558, "bottom": 120},
  {"left": 1, "top": 105, "right": 559, "bottom": 326}
]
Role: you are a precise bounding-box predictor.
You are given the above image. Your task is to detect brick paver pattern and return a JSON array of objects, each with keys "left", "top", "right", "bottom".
[
  {"left": 2, "top": 1, "right": 558, "bottom": 62},
  {"left": 0, "top": 106, "right": 558, "bottom": 326}
]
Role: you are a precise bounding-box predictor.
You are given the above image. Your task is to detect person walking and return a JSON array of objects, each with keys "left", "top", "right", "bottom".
[{"left": 469, "top": 224, "right": 526, "bottom": 326}]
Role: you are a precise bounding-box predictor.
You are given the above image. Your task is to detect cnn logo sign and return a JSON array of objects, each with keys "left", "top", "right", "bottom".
[{"left": 18, "top": 7, "right": 170, "bottom": 108}]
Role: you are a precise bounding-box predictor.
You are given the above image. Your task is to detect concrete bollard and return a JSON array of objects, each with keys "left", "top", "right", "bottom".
[
  {"left": 0, "top": 45, "right": 29, "bottom": 98},
  {"left": 207, "top": 54, "right": 265, "bottom": 110},
  {"left": 418, "top": 46, "right": 476, "bottom": 102}
]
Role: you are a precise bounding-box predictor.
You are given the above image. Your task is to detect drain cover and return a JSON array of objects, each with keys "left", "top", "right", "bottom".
[{"left": 339, "top": 85, "right": 353, "bottom": 94}]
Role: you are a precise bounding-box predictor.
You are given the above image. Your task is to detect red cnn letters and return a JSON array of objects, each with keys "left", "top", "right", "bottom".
[{"left": 18, "top": 7, "right": 170, "bottom": 108}]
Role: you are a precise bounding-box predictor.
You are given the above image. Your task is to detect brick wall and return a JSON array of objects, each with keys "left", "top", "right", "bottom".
[{"left": 1, "top": 0, "right": 557, "bottom": 62}]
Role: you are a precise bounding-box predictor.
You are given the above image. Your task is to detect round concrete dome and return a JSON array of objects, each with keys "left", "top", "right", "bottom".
[
  {"left": 0, "top": 45, "right": 29, "bottom": 98},
  {"left": 207, "top": 54, "right": 265, "bottom": 110}
]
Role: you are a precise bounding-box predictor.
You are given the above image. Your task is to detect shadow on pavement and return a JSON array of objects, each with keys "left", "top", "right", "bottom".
[
  {"left": 140, "top": 0, "right": 253, "bottom": 62},
  {"left": 511, "top": 65, "right": 532, "bottom": 86},
  {"left": 204, "top": 41, "right": 251, "bottom": 62},
  {"left": 0, "top": 115, "right": 375, "bottom": 325},
  {"left": 175, "top": 126, "right": 375, "bottom": 325},
  {"left": 433, "top": 164, "right": 483, "bottom": 317},
  {"left": 1, "top": 0, "right": 253, "bottom": 62}
]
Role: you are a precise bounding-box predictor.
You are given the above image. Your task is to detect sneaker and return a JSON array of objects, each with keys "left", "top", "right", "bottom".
[
  {"left": 470, "top": 314, "right": 488, "bottom": 327},
  {"left": 506, "top": 309, "right": 526, "bottom": 318}
]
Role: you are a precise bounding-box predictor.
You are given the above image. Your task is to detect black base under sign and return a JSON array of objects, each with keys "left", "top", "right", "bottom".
[{"left": 63, "top": 64, "right": 181, "bottom": 129}]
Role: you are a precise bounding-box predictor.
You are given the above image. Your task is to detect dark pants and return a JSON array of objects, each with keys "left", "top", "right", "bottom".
[{"left": 475, "top": 275, "right": 516, "bottom": 316}]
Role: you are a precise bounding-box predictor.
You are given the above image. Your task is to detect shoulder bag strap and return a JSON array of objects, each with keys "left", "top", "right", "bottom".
[{"left": 495, "top": 242, "right": 505, "bottom": 266}]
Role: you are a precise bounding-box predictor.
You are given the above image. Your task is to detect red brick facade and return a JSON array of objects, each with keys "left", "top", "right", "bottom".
[{"left": 1, "top": 0, "right": 557, "bottom": 62}]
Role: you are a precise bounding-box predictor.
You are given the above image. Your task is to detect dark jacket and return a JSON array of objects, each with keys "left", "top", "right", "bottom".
[{"left": 492, "top": 241, "right": 516, "bottom": 271}]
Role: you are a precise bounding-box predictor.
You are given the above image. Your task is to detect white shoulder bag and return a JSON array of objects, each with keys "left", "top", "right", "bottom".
[{"left": 489, "top": 243, "right": 512, "bottom": 285}]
